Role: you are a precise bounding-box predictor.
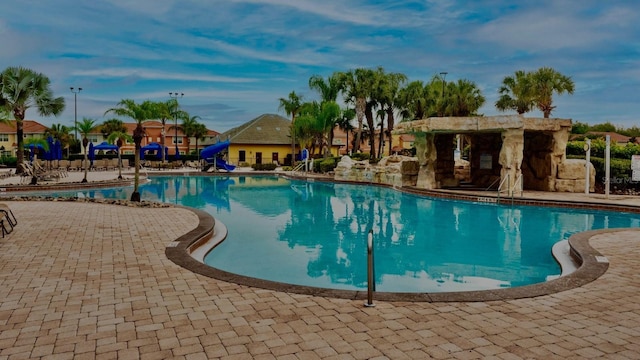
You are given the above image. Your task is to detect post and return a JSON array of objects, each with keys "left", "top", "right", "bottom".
[
  {"left": 70, "top": 87, "right": 82, "bottom": 141},
  {"left": 364, "top": 229, "right": 375, "bottom": 307},
  {"left": 169, "top": 92, "right": 184, "bottom": 160},
  {"left": 585, "top": 138, "right": 591, "bottom": 194},
  {"left": 605, "top": 135, "right": 610, "bottom": 198}
]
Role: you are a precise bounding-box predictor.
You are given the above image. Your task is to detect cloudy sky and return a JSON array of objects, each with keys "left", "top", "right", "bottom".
[{"left": 1, "top": 0, "right": 638, "bottom": 133}]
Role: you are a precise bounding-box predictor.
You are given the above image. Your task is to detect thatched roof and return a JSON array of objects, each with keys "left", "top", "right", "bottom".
[{"left": 220, "top": 114, "right": 291, "bottom": 145}]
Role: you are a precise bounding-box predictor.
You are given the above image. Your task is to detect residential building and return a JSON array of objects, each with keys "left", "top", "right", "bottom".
[{"left": 0, "top": 120, "right": 49, "bottom": 157}]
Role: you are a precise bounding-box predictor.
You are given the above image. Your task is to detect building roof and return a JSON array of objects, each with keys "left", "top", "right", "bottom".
[
  {"left": 220, "top": 114, "right": 291, "bottom": 145},
  {"left": 0, "top": 120, "right": 48, "bottom": 134}
]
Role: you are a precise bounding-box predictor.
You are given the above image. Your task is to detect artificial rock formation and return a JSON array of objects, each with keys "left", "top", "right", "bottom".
[
  {"left": 556, "top": 159, "right": 596, "bottom": 192},
  {"left": 394, "top": 115, "right": 577, "bottom": 192},
  {"left": 334, "top": 155, "right": 419, "bottom": 187}
]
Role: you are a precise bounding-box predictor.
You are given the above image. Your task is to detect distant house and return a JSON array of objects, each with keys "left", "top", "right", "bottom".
[{"left": 220, "top": 114, "right": 294, "bottom": 166}]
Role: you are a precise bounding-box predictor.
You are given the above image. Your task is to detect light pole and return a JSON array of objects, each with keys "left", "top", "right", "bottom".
[
  {"left": 169, "top": 92, "right": 183, "bottom": 160},
  {"left": 70, "top": 87, "right": 82, "bottom": 140},
  {"left": 439, "top": 72, "right": 447, "bottom": 98}
]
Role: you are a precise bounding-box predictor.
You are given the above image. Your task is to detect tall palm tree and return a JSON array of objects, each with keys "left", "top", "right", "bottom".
[
  {"left": 278, "top": 91, "right": 303, "bottom": 165},
  {"left": 336, "top": 108, "right": 355, "bottom": 155},
  {"left": 308, "top": 74, "right": 341, "bottom": 103},
  {"left": 105, "top": 99, "right": 153, "bottom": 201},
  {"left": 377, "top": 70, "right": 407, "bottom": 155},
  {"left": 0, "top": 66, "right": 65, "bottom": 173},
  {"left": 530, "top": 67, "right": 575, "bottom": 118},
  {"left": 148, "top": 99, "right": 177, "bottom": 163},
  {"left": 336, "top": 68, "right": 373, "bottom": 154},
  {"left": 106, "top": 131, "right": 133, "bottom": 180},
  {"left": 495, "top": 70, "right": 535, "bottom": 115},
  {"left": 176, "top": 114, "right": 200, "bottom": 155},
  {"left": 397, "top": 80, "right": 429, "bottom": 121},
  {"left": 74, "top": 118, "right": 97, "bottom": 183},
  {"left": 191, "top": 123, "right": 208, "bottom": 161}
]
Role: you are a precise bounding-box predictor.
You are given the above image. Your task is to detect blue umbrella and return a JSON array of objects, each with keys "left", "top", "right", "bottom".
[
  {"left": 56, "top": 140, "right": 63, "bottom": 160},
  {"left": 46, "top": 136, "right": 55, "bottom": 162},
  {"left": 175, "top": 145, "right": 180, "bottom": 159},
  {"left": 88, "top": 142, "right": 95, "bottom": 167}
]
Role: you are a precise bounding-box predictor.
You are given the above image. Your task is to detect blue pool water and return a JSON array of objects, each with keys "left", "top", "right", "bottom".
[{"left": 16, "top": 175, "right": 640, "bottom": 292}]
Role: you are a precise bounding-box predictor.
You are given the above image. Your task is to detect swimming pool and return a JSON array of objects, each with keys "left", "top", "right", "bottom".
[{"left": 18, "top": 174, "right": 640, "bottom": 293}]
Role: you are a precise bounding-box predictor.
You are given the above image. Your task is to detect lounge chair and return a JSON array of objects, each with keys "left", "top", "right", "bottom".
[{"left": 0, "top": 203, "right": 16, "bottom": 237}]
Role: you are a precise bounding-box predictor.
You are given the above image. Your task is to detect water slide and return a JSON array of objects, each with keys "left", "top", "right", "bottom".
[{"left": 200, "top": 140, "right": 236, "bottom": 171}]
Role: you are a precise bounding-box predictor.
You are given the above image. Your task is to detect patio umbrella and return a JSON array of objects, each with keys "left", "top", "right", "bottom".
[
  {"left": 175, "top": 145, "right": 180, "bottom": 159},
  {"left": 55, "top": 140, "right": 63, "bottom": 160},
  {"left": 88, "top": 142, "right": 95, "bottom": 167}
]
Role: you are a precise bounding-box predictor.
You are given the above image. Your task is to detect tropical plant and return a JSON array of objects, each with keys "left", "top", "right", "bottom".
[
  {"left": 278, "top": 91, "right": 303, "bottom": 164},
  {"left": 107, "top": 131, "right": 133, "bottom": 180},
  {"left": 530, "top": 67, "right": 575, "bottom": 118},
  {"left": 0, "top": 66, "right": 65, "bottom": 173},
  {"left": 397, "top": 80, "right": 430, "bottom": 121},
  {"left": 148, "top": 99, "right": 180, "bottom": 163},
  {"left": 376, "top": 70, "right": 407, "bottom": 155},
  {"left": 336, "top": 108, "right": 355, "bottom": 155},
  {"left": 175, "top": 114, "right": 200, "bottom": 156},
  {"left": 74, "top": 118, "right": 97, "bottom": 183},
  {"left": 495, "top": 70, "right": 535, "bottom": 115},
  {"left": 190, "top": 123, "right": 208, "bottom": 161},
  {"left": 44, "top": 123, "right": 73, "bottom": 157},
  {"left": 335, "top": 68, "right": 371, "bottom": 154},
  {"left": 100, "top": 118, "right": 128, "bottom": 137},
  {"left": 105, "top": 99, "right": 154, "bottom": 201},
  {"left": 444, "top": 79, "right": 485, "bottom": 117}
]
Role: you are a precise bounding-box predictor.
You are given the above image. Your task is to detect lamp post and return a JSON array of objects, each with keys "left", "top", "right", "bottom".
[
  {"left": 439, "top": 72, "right": 447, "bottom": 98},
  {"left": 169, "top": 92, "right": 183, "bottom": 160},
  {"left": 70, "top": 87, "right": 82, "bottom": 140}
]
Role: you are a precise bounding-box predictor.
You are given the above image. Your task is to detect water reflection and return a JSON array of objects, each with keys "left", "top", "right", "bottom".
[{"left": 20, "top": 175, "right": 640, "bottom": 292}]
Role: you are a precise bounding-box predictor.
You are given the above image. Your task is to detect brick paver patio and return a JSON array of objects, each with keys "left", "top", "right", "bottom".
[{"left": 1, "top": 200, "right": 639, "bottom": 359}]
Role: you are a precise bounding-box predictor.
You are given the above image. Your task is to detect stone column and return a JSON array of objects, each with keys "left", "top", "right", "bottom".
[
  {"left": 415, "top": 132, "right": 437, "bottom": 189},
  {"left": 499, "top": 128, "right": 524, "bottom": 194}
]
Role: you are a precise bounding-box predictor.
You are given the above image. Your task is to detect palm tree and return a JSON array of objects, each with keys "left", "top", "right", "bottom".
[
  {"left": 336, "top": 68, "right": 374, "bottom": 154},
  {"left": 0, "top": 66, "right": 65, "bottom": 173},
  {"left": 278, "top": 91, "right": 303, "bottom": 165},
  {"left": 105, "top": 99, "right": 153, "bottom": 201},
  {"left": 445, "top": 79, "right": 485, "bottom": 116},
  {"left": 44, "top": 123, "right": 73, "bottom": 157},
  {"left": 336, "top": 108, "right": 355, "bottom": 155},
  {"left": 177, "top": 114, "right": 200, "bottom": 155},
  {"left": 377, "top": 70, "right": 407, "bottom": 155},
  {"left": 191, "top": 123, "right": 208, "bottom": 162},
  {"left": 308, "top": 74, "right": 341, "bottom": 103},
  {"left": 75, "top": 118, "right": 97, "bottom": 183},
  {"left": 106, "top": 131, "right": 133, "bottom": 180},
  {"left": 495, "top": 70, "right": 535, "bottom": 115},
  {"left": 148, "top": 100, "right": 177, "bottom": 163},
  {"left": 530, "top": 67, "right": 575, "bottom": 118},
  {"left": 100, "top": 118, "right": 128, "bottom": 138},
  {"left": 397, "top": 80, "right": 429, "bottom": 121}
]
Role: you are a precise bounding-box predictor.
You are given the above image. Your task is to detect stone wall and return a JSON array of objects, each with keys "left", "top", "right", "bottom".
[{"left": 334, "top": 155, "right": 419, "bottom": 187}]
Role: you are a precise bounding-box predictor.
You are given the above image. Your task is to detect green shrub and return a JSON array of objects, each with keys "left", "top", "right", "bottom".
[
  {"left": 313, "top": 157, "right": 340, "bottom": 173},
  {"left": 0, "top": 156, "right": 17, "bottom": 167},
  {"left": 350, "top": 152, "right": 371, "bottom": 161},
  {"left": 251, "top": 163, "right": 277, "bottom": 171}
]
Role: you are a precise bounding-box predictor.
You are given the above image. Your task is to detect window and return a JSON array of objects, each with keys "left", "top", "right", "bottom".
[
  {"left": 172, "top": 137, "right": 183, "bottom": 144},
  {"left": 89, "top": 136, "right": 99, "bottom": 143},
  {"left": 0, "top": 134, "right": 8, "bottom": 141},
  {"left": 238, "top": 150, "right": 246, "bottom": 162}
]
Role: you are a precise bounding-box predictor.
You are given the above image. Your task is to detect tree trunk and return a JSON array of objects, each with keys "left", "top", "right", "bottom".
[
  {"left": 365, "top": 103, "right": 375, "bottom": 159},
  {"left": 353, "top": 98, "right": 365, "bottom": 153}
]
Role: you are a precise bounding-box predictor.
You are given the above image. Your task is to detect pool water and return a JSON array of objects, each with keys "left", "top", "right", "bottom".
[{"left": 18, "top": 175, "right": 640, "bottom": 292}]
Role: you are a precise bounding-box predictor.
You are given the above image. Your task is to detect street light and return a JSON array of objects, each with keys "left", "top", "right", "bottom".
[
  {"left": 70, "top": 87, "right": 82, "bottom": 140},
  {"left": 439, "top": 72, "right": 447, "bottom": 98},
  {"left": 169, "top": 92, "right": 183, "bottom": 160}
]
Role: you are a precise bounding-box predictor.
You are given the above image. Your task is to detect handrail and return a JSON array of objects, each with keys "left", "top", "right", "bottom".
[
  {"left": 511, "top": 173, "right": 523, "bottom": 200},
  {"left": 485, "top": 176, "right": 501, "bottom": 191},
  {"left": 291, "top": 162, "right": 306, "bottom": 173}
]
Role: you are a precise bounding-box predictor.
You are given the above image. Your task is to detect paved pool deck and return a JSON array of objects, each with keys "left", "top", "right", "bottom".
[{"left": 0, "top": 172, "right": 639, "bottom": 359}]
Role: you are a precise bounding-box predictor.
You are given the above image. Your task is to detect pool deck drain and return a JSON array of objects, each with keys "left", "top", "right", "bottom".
[{"left": 1, "top": 197, "right": 639, "bottom": 358}]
